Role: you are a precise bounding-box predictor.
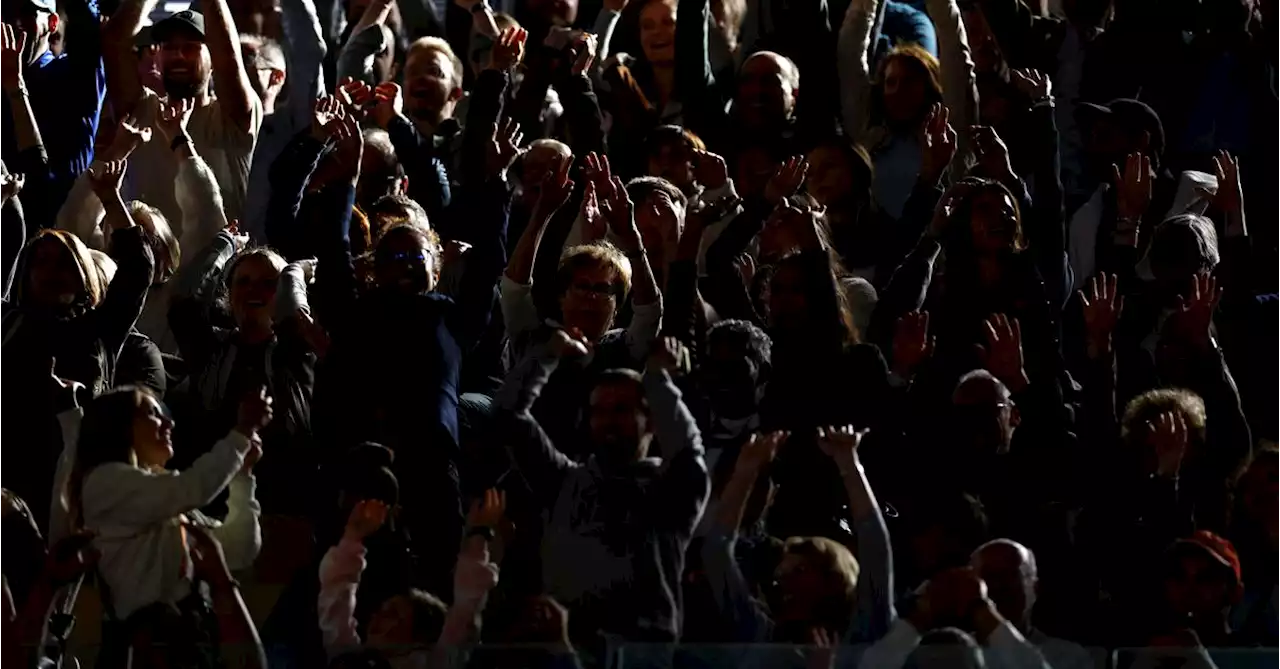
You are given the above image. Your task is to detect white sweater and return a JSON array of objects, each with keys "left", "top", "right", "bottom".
[{"left": 50, "top": 410, "right": 262, "bottom": 621}]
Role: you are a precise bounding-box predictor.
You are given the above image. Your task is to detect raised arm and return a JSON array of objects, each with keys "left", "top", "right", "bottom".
[
  {"left": 86, "top": 163, "right": 156, "bottom": 357},
  {"left": 153, "top": 98, "right": 232, "bottom": 266},
  {"left": 279, "top": 0, "right": 328, "bottom": 128},
  {"left": 443, "top": 141, "right": 514, "bottom": 347},
  {"left": 211, "top": 470, "right": 262, "bottom": 572},
  {"left": 493, "top": 333, "right": 584, "bottom": 509},
  {"left": 101, "top": 0, "right": 161, "bottom": 117},
  {"left": 335, "top": 0, "right": 393, "bottom": 85},
  {"left": 675, "top": 0, "right": 718, "bottom": 102},
  {"left": 927, "top": 0, "right": 977, "bottom": 165},
  {"left": 188, "top": 527, "right": 267, "bottom": 669},
  {"left": 643, "top": 339, "right": 710, "bottom": 531},
  {"left": 203, "top": 0, "right": 261, "bottom": 133},
  {"left": 310, "top": 119, "right": 363, "bottom": 328},
  {"left": 1, "top": 180, "right": 28, "bottom": 302},
  {"left": 837, "top": 0, "right": 879, "bottom": 142},
  {"left": 702, "top": 431, "right": 786, "bottom": 642},
  {"left": 459, "top": 39, "right": 514, "bottom": 188},
  {"left": 265, "top": 107, "right": 332, "bottom": 261},
  {"left": 816, "top": 426, "right": 895, "bottom": 644},
  {"left": 318, "top": 500, "right": 387, "bottom": 657},
  {"left": 502, "top": 155, "right": 574, "bottom": 337}
]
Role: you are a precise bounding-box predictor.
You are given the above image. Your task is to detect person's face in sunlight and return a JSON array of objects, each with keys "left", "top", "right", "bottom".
[
  {"left": 228, "top": 254, "right": 281, "bottom": 332},
  {"left": 967, "top": 187, "right": 1019, "bottom": 255},
  {"left": 639, "top": 0, "right": 677, "bottom": 66},
  {"left": 736, "top": 53, "right": 794, "bottom": 129},
  {"left": 132, "top": 393, "right": 176, "bottom": 468}
]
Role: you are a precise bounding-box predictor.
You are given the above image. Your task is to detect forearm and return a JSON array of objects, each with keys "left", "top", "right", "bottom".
[
  {"left": 621, "top": 243, "right": 661, "bottom": 308},
  {"left": 495, "top": 344, "right": 559, "bottom": 415},
  {"left": 55, "top": 172, "right": 107, "bottom": 249},
  {"left": 714, "top": 462, "right": 760, "bottom": 532},
  {"left": 98, "top": 190, "right": 137, "bottom": 232},
  {"left": 280, "top": 0, "right": 329, "bottom": 124},
  {"left": 203, "top": 0, "right": 257, "bottom": 128},
  {"left": 103, "top": 0, "right": 156, "bottom": 115},
  {"left": 209, "top": 582, "right": 267, "bottom": 669},
  {"left": 837, "top": 455, "right": 895, "bottom": 643},
  {"left": 335, "top": 23, "right": 389, "bottom": 85},
  {"left": 837, "top": 0, "right": 878, "bottom": 142},
  {"left": 504, "top": 212, "right": 550, "bottom": 285},
  {"left": 460, "top": 68, "right": 509, "bottom": 186},
  {"left": 4, "top": 89, "right": 44, "bottom": 153},
  {"left": 177, "top": 152, "right": 231, "bottom": 266},
  {"left": 928, "top": 0, "right": 977, "bottom": 163}
]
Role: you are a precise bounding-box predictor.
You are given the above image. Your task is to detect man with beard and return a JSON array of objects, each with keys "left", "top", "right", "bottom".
[
  {"left": 496, "top": 332, "right": 709, "bottom": 646},
  {"left": 1, "top": 0, "right": 105, "bottom": 229},
  {"left": 102, "top": 0, "right": 262, "bottom": 228}
]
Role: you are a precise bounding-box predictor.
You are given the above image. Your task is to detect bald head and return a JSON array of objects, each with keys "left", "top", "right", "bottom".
[
  {"left": 971, "top": 539, "right": 1036, "bottom": 631},
  {"left": 953, "top": 369, "right": 1010, "bottom": 406},
  {"left": 736, "top": 51, "right": 800, "bottom": 130}
]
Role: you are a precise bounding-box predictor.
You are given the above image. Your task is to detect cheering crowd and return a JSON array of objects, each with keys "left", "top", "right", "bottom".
[{"left": 0, "top": 0, "right": 1277, "bottom": 664}]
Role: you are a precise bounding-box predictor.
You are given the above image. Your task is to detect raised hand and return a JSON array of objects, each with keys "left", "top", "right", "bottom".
[
  {"left": 454, "top": 535, "right": 501, "bottom": 604},
  {"left": 892, "top": 311, "right": 934, "bottom": 378},
  {"left": 547, "top": 327, "right": 592, "bottom": 359},
  {"left": 1, "top": 23, "right": 27, "bottom": 93},
  {"left": 489, "top": 26, "right": 528, "bottom": 71},
  {"left": 970, "top": 125, "right": 1014, "bottom": 184},
  {"left": 103, "top": 115, "right": 154, "bottom": 161},
  {"left": 586, "top": 153, "right": 640, "bottom": 246},
  {"left": 1148, "top": 410, "right": 1188, "bottom": 478},
  {"left": 486, "top": 118, "right": 523, "bottom": 179},
  {"left": 87, "top": 159, "right": 128, "bottom": 197},
  {"left": 235, "top": 386, "right": 274, "bottom": 438},
  {"left": 570, "top": 32, "right": 598, "bottom": 75},
  {"left": 1171, "top": 272, "right": 1220, "bottom": 350},
  {"left": 311, "top": 95, "right": 344, "bottom": 141},
  {"left": 918, "top": 103, "right": 957, "bottom": 185},
  {"left": 345, "top": 499, "right": 389, "bottom": 542},
  {"left": 1009, "top": 68, "right": 1052, "bottom": 101},
  {"left": 978, "top": 313, "right": 1028, "bottom": 392},
  {"left": 1112, "top": 152, "right": 1153, "bottom": 227},
  {"left": 692, "top": 149, "right": 729, "bottom": 191},
  {"left": 816, "top": 424, "right": 866, "bottom": 466},
  {"left": 764, "top": 156, "right": 808, "bottom": 205},
  {"left": 1, "top": 172, "right": 23, "bottom": 204},
  {"left": 735, "top": 431, "right": 788, "bottom": 474},
  {"left": 523, "top": 595, "right": 571, "bottom": 645},
  {"left": 1079, "top": 273, "right": 1123, "bottom": 357},
  {"left": 647, "top": 336, "right": 691, "bottom": 376},
  {"left": 927, "top": 181, "right": 972, "bottom": 239},
  {"left": 1197, "top": 150, "right": 1242, "bottom": 216},
  {"left": 535, "top": 154, "right": 575, "bottom": 219},
  {"left": 336, "top": 77, "right": 374, "bottom": 120},
  {"left": 328, "top": 115, "right": 365, "bottom": 183},
  {"left": 467, "top": 488, "right": 506, "bottom": 529},
  {"left": 580, "top": 179, "right": 607, "bottom": 242},
  {"left": 370, "top": 82, "right": 403, "bottom": 129},
  {"left": 156, "top": 97, "right": 195, "bottom": 144}
]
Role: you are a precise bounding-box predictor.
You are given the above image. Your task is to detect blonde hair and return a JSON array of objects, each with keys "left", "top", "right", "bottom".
[
  {"left": 1121, "top": 388, "right": 1208, "bottom": 446},
  {"left": 783, "top": 536, "right": 860, "bottom": 626},
  {"left": 407, "top": 37, "right": 464, "bottom": 89},
  {"left": 128, "top": 201, "right": 180, "bottom": 282},
  {"left": 14, "top": 229, "right": 103, "bottom": 310},
  {"left": 557, "top": 242, "right": 633, "bottom": 300}
]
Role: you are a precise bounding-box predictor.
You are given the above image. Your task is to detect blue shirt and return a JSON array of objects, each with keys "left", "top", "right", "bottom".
[{"left": 1, "top": 0, "right": 105, "bottom": 228}]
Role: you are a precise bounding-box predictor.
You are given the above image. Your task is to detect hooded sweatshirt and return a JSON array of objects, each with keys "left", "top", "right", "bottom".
[{"left": 496, "top": 342, "right": 710, "bottom": 640}]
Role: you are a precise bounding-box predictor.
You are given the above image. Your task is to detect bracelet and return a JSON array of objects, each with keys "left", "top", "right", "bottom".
[{"left": 171, "top": 134, "right": 192, "bottom": 151}]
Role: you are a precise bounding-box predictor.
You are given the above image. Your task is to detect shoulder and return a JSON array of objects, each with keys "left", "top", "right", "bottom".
[{"left": 83, "top": 463, "right": 169, "bottom": 499}]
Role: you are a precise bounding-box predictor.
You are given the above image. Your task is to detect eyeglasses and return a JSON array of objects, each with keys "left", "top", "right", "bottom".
[
  {"left": 384, "top": 251, "right": 428, "bottom": 266},
  {"left": 569, "top": 281, "right": 616, "bottom": 299}
]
